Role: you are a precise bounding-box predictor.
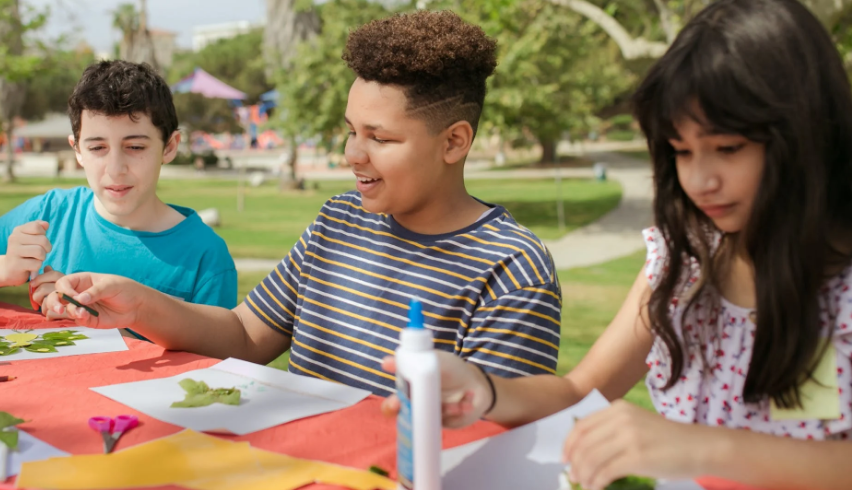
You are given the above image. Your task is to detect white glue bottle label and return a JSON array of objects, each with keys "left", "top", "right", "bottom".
[{"left": 396, "top": 298, "right": 442, "bottom": 490}]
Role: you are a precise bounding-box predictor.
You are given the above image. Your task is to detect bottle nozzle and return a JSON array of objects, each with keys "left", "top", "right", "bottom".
[{"left": 408, "top": 298, "right": 424, "bottom": 329}]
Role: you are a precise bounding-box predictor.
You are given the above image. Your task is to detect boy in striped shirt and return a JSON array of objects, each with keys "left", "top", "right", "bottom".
[{"left": 53, "top": 11, "right": 563, "bottom": 396}]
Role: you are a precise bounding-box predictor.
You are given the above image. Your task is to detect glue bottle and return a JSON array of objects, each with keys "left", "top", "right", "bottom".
[{"left": 396, "top": 298, "right": 441, "bottom": 490}]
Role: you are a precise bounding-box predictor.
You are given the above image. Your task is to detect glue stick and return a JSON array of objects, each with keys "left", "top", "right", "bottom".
[{"left": 396, "top": 298, "right": 441, "bottom": 490}]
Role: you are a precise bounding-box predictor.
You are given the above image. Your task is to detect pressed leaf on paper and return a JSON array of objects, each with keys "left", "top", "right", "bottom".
[
  {"left": 24, "top": 342, "right": 58, "bottom": 353},
  {"left": 171, "top": 379, "right": 242, "bottom": 408},
  {"left": 0, "top": 330, "right": 89, "bottom": 356},
  {"left": 0, "top": 411, "right": 25, "bottom": 450},
  {"left": 4, "top": 332, "right": 38, "bottom": 347}
]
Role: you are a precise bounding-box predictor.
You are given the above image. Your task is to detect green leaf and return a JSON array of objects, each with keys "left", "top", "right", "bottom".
[
  {"left": 24, "top": 342, "right": 58, "bottom": 353},
  {"left": 0, "top": 430, "right": 19, "bottom": 450},
  {"left": 36, "top": 338, "right": 76, "bottom": 347},
  {"left": 171, "top": 379, "right": 241, "bottom": 408},
  {"left": 0, "top": 346, "right": 20, "bottom": 356},
  {"left": 368, "top": 465, "right": 389, "bottom": 477},
  {"left": 0, "top": 412, "right": 25, "bottom": 430}
]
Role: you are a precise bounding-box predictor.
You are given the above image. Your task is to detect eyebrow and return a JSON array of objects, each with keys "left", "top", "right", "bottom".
[
  {"left": 82, "top": 135, "right": 152, "bottom": 142},
  {"left": 344, "top": 116, "right": 383, "bottom": 131}
]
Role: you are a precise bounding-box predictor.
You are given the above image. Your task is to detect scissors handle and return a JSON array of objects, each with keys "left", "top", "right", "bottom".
[
  {"left": 88, "top": 416, "right": 113, "bottom": 433},
  {"left": 112, "top": 415, "right": 139, "bottom": 433}
]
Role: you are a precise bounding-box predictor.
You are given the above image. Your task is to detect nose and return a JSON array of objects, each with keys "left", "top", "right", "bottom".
[
  {"left": 344, "top": 134, "right": 368, "bottom": 167},
  {"left": 105, "top": 151, "right": 129, "bottom": 179},
  {"left": 684, "top": 153, "right": 721, "bottom": 195}
]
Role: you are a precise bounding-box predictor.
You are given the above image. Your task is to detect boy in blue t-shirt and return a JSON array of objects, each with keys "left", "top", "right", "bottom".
[{"left": 0, "top": 60, "right": 236, "bottom": 322}]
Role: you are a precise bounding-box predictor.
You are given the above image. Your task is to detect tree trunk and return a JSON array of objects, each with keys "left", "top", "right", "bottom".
[
  {"left": 263, "top": 0, "right": 320, "bottom": 78},
  {"left": 278, "top": 136, "right": 303, "bottom": 191},
  {"left": 540, "top": 139, "right": 557, "bottom": 165},
  {"left": 4, "top": 122, "right": 14, "bottom": 182}
]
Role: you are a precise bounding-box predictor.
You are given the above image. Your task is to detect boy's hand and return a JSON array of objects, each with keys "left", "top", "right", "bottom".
[
  {"left": 30, "top": 266, "right": 70, "bottom": 320},
  {"left": 53, "top": 273, "right": 145, "bottom": 329},
  {"left": 0, "top": 221, "right": 51, "bottom": 287},
  {"left": 380, "top": 351, "right": 493, "bottom": 428}
]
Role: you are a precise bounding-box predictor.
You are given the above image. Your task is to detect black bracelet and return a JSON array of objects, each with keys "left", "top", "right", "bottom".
[{"left": 472, "top": 363, "right": 497, "bottom": 415}]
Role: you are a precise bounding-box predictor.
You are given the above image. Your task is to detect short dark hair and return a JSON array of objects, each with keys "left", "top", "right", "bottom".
[
  {"left": 68, "top": 60, "right": 178, "bottom": 145},
  {"left": 342, "top": 10, "right": 497, "bottom": 136}
]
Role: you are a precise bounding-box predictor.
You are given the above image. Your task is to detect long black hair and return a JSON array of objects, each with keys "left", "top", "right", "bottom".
[{"left": 633, "top": 0, "right": 852, "bottom": 408}]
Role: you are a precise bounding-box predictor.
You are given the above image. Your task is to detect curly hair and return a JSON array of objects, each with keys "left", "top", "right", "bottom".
[
  {"left": 342, "top": 10, "right": 497, "bottom": 136},
  {"left": 68, "top": 60, "right": 178, "bottom": 146}
]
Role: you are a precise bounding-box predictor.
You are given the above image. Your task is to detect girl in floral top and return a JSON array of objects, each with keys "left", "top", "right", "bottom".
[{"left": 380, "top": 0, "right": 852, "bottom": 488}]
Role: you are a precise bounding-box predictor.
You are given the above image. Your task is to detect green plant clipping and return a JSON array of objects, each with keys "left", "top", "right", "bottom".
[
  {"left": 0, "top": 411, "right": 25, "bottom": 450},
  {"left": 0, "top": 330, "right": 88, "bottom": 356},
  {"left": 368, "top": 465, "right": 389, "bottom": 477},
  {"left": 170, "top": 379, "right": 242, "bottom": 408}
]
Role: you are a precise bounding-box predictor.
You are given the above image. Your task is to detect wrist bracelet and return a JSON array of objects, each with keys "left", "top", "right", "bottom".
[{"left": 472, "top": 363, "right": 497, "bottom": 415}]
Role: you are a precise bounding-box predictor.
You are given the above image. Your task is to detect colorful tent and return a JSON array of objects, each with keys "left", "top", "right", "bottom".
[{"left": 171, "top": 68, "right": 247, "bottom": 100}]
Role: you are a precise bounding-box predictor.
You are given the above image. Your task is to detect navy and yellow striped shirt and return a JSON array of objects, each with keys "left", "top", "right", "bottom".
[{"left": 246, "top": 192, "right": 562, "bottom": 395}]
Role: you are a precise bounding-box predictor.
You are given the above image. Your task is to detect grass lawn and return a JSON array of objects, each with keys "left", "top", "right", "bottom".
[{"left": 0, "top": 176, "right": 621, "bottom": 258}]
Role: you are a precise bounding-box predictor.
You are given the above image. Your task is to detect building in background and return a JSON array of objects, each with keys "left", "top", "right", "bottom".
[{"left": 193, "top": 21, "right": 259, "bottom": 51}]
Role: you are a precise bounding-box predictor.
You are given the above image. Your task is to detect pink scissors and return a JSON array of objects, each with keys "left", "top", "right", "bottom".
[{"left": 88, "top": 415, "right": 139, "bottom": 453}]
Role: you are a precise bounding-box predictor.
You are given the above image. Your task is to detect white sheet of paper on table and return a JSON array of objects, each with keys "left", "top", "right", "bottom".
[
  {"left": 90, "top": 357, "right": 371, "bottom": 435},
  {"left": 0, "top": 327, "right": 128, "bottom": 361},
  {"left": 7, "top": 431, "right": 69, "bottom": 477},
  {"left": 440, "top": 390, "right": 699, "bottom": 490}
]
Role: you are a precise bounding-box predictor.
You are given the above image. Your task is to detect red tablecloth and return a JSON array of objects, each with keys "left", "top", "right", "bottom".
[{"left": 0, "top": 304, "right": 765, "bottom": 490}]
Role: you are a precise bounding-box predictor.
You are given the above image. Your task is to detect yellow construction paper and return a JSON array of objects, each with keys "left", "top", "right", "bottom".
[
  {"left": 184, "top": 447, "right": 396, "bottom": 490},
  {"left": 17, "top": 429, "right": 395, "bottom": 490},
  {"left": 17, "top": 430, "right": 260, "bottom": 489},
  {"left": 771, "top": 343, "right": 841, "bottom": 421}
]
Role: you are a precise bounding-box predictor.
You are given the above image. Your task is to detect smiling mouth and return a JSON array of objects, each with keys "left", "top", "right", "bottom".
[{"left": 357, "top": 177, "right": 380, "bottom": 184}]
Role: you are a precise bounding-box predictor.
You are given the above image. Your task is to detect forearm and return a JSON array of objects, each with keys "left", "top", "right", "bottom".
[
  {"left": 133, "top": 290, "right": 265, "bottom": 362},
  {"left": 486, "top": 373, "right": 585, "bottom": 427},
  {"left": 699, "top": 426, "right": 852, "bottom": 490}
]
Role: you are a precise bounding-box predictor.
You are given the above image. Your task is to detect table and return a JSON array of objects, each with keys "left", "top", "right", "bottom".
[{"left": 0, "top": 304, "right": 764, "bottom": 490}]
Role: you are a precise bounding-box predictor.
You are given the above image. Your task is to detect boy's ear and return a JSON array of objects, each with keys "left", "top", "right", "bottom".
[
  {"left": 443, "top": 120, "right": 474, "bottom": 165},
  {"left": 68, "top": 135, "right": 83, "bottom": 166},
  {"left": 161, "top": 131, "right": 181, "bottom": 165}
]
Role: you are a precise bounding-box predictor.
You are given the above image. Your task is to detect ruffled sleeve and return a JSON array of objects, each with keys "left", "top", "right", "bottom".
[
  {"left": 825, "top": 266, "right": 852, "bottom": 437},
  {"left": 642, "top": 227, "right": 668, "bottom": 290}
]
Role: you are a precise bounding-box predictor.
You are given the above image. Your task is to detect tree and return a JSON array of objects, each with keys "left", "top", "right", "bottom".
[
  {"left": 112, "top": 0, "right": 158, "bottom": 71},
  {"left": 438, "top": 0, "right": 634, "bottom": 163},
  {"left": 168, "top": 29, "right": 273, "bottom": 135},
  {"left": 0, "top": 0, "right": 48, "bottom": 182},
  {"left": 552, "top": 0, "right": 852, "bottom": 64},
  {"left": 271, "top": 0, "right": 389, "bottom": 185},
  {"left": 21, "top": 46, "right": 96, "bottom": 122},
  {"left": 263, "top": 0, "right": 321, "bottom": 78}
]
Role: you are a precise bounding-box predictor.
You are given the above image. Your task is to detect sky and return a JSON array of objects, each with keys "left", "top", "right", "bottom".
[{"left": 28, "top": 0, "right": 267, "bottom": 54}]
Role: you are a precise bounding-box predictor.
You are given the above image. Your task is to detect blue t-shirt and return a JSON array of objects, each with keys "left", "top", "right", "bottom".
[{"left": 0, "top": 187, "right": 237, "bottom": 308}]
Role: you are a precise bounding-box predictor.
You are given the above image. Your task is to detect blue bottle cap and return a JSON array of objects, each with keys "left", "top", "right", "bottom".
[{"left": 408, "top": 298, "right": 424, "bottom": 329}]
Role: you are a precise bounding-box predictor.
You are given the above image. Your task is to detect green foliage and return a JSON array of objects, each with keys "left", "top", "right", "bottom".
[
  {"left": 0, "top": 411, "right": 25, "bottom": 450},
  {"left": 21, "top": 48, "right": 96, "bottom": 121},
  {"left": 168, "top": 28, "right": 273, "bottom": 134},
  {"left": 608, "top": 114, "right": 634, "bottom": 129},
  {"left": 437, "top": 0, "right": 636, "bottom": 149},
  {"left": 0, "top": 0, "right": 49, "bottom": 84},
  {"left": 171, "top": 378, "right": 242, "bottom": 408},
  {"left": 0, "top": 330, "right": 88, "bottom": 356},
  {"left": 606, "top": 130, "right": 635, "bottom": 141},
  {"left": 272, "top": 0, "right": 390, "bottom": 142}
]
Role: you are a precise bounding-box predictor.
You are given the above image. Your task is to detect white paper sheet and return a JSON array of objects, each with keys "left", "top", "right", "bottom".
[
  {"left": 7, "top": 431, "right": 69, "bottom": 477},
  {"left": 90, "top": 357, "right": 371, "bottom": 435},
  {"left": 0, "top": 327, "right": 128, "bottom": 361},
  {"left": 440, "top": 390, "right": 610, "bottom": 490},
  {"left": 441, "top": 391, "right": 705, "bottom": 490}
]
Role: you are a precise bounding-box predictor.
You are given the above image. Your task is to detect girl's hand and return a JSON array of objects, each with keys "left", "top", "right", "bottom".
[
  {"left": 381, "top": 351, "right": 494, "bottom": 428},
  {"left": 563, "top": 401, "right": 709, "bottom": 490}
]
